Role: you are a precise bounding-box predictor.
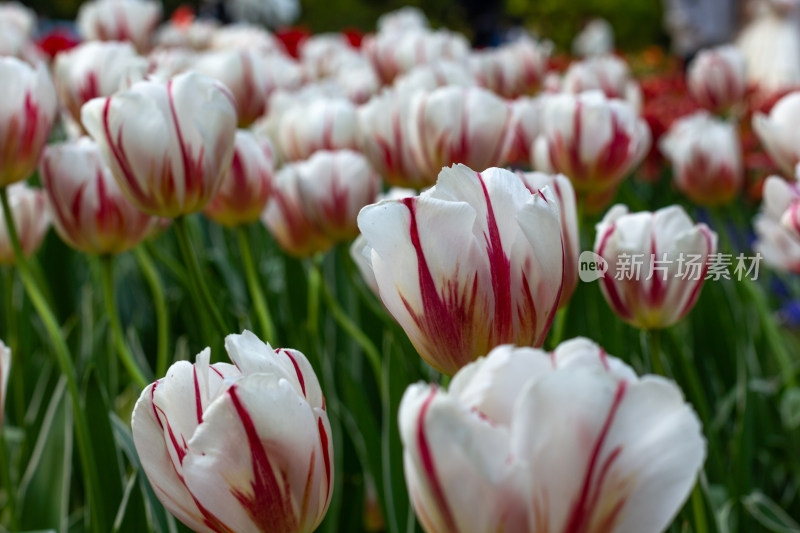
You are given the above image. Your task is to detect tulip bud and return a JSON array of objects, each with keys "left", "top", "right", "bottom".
[
  {"left": 132, "top": 330, "right": 333, "bottom": 533},
  {"left": 416, "top": 86, "right": 512, "bottom": 173},
  {"left": 516, "top": 171, "right": 579, "bottom": 307},
  {"left": 0, "top": 339, "right": 8, "bottom": 428},
  {"left": 77, "top": 0, "right": 162, "bottom": 53},
  {"left": 263, "top": 150, "right": 380, "bottom": 256},
  {"left": 687, "top": 45, "right": 747, "bottom": 113},
  {"left": 660, "top": 112, "right": 743, "bottom": 206},
  {"left": 363, "top": 29, "right": 470, "bottom": 84},
  {"left": 533, "top": 90, "right": 651, "bottom": 195},
  {"left": 572, "top": 18, "right": 614, "bottom": 57},
  {"left": 399, "top": 339, "right": 705, "bottom": 533},
  {"left": 204, "top": 130, "right": 274, "bottom": 227},
  {"left": 275, "top": 98, "right": 360, "bottom": 162},
  {"left": 0, "top": 57, "right": 57, "bottom": 187},
  {"left": 81, "top": 71, "right": 238, "bottom": 218},
  {"left": 562, "top": 55, "right": 643, "bottom": 111},
  {"left": 754, "top": 169, "right": 800, "bottom": 273},
  {"left": 377, "top": 6, "right": 428, "bottom": 34},
  {"left": 0, "top": 183, "right": 50, "bottom": 264},
  {"left": 357, "top": 164, "right": 563, "bottom": 375},
  {"left": 40, "top": 137, "right": 156, "bottom": 254},
  {"left": 500, "top": 96, "right": 542, "bottom": 165},
  {"left": 53, "top": 41, "right": 148, "bottom": 132},
  {"left": 393, "top": 61, "right": 475, "bottom": 94},
  {"left": 753, "top": 91, "right": 800, "bottom": 177},
  {"left": 594, "top": 204, "right": 717, "bottom": 329}
]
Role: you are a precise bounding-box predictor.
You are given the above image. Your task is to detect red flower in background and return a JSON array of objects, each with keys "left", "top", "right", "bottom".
[
  {"left": 275, "top": 26, "right": 310, "bottom": 58},
  {"left": 36, "top": 28, "right": 80, "bottom": 60}
]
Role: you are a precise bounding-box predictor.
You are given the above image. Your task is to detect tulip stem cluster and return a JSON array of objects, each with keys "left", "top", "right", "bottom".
[
  {"left": 173, "top": 216, "right": 229, "bottom": 337},
  {"left": 0, "top": 187, "right": 105, "bottom": 533},
  {"left": 235, "top": 226, "right": 276, "bottom": 344},
  {"left": 100, "top": 255, "right": 150, "bottom": 389},
  {"left": 312, "top": 259, "right": 384, "bottom": 394},
  {"left": 134, "top": 246, "right": 170, "bottom": 378}
]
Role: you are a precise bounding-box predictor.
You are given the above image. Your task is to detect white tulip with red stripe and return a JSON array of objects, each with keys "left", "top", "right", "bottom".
[
  {"left": 357, "top": 164, "right": 564, "bottom": 375},
  {"left": 77, "top": 0, "right": 162, "bottom": 53},
  {"left": 687, "top": 45, "right": 747, "bottom": 113},
  {"left": 416, "top": 86, "right": 513, "bottom": 174},
  {"left": 753, "top": 91, "right": 800, "bottom": 177},
  {"left": 470, "top": 36, "right": 550, "bottom": 98},
  {"left": 131, "top": 330, "right": 333, "bottom": 533},
  {"left": 659, "top": 112, "right": 743, "bottom": 206},
  {"left": 0, "top": 57, "right": 57, "bottom": 187},
  {"left": 562, "top": 55, "right": 642, "bottom": 111},
  {"left": 594, "top": 205, "right": 717, "bottom": 330},
  {"left": 399, "top": 339, "right": 705, "bottom": 533},
  {"left": 754, "top": 168, "right": 800, "bottom": 273},
  {"left": 81, "top": 71, "right": 237, "bottom": 218},
  {"left": 275, "top": 98, "right": 360, "bottom": 162},
  {"left": 516, "top": 171, "right": 579, "bottom": 307},
  {"left": 0, "top": 183, "right": 50, "bottom": 264},
  {"left": 54, "top": 42, "right": 147, "bottom": 132},
  {"left": 40, "top": 137, "right": 156, "bottom": 254},
  {"left": 204, "top": 130, "right": 274, "bottom": 227},
  {"left": 533, "top": 90, "right": 651, "bottom": 195}
]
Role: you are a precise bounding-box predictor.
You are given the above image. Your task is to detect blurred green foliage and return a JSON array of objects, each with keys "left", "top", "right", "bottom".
[{"left": 24, "top": 0, "right": 666, "bottom": 52}]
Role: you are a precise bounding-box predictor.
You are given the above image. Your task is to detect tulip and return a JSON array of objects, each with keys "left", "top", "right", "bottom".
[
  {"left": 753, "top": 91, "right": 800, "bottom": 177},
  {"left": 416, "top": 86, "right": 513, "bottom": 173},
  {"left": 393, "top": 61, "right": 476, "bottom": 93},
  {"left": 81, "top": 71, "right": 238, "bottom": 218},
  {"left": 0, "top": 57, "right": 57, "bottom": 187},
  {"left": 572, "top": 18, "right": 614, "bottom": 57},
  {"left": 132, "top": 330, "right": 333, "bottom": 533},
  {"left": 687, "top": 45, "right": 747, "bottom": 113},
  {"left": 0, "top": 183, "right": 50, "bottom": 264},
  {"left": 754, "top": 168, "right": 800, "bottom": 273},
  {"left": 193, "top": 49, "right": 305, "bottom": 127},
  {"left": 263, "top": 150, "right": 379, "bottom": 256},
  {"left": 500, "top": 96, "right": 543, "bottom": 165},
  {"left": 562, "top": 55, "right": 642, "bottom": 111},
  {"left": 516, "top": 171, "right": 579, "bottom": 307},
  {"left": 154, "top": 19, "right": 220, "bottom": 50},
  {"left": 363, "top": 29, "right": 470, "bottom": 84},
  {"left": 300, "top": 34, "right": 356, "bottom": 79},
  {"left": 209, "top": 24, "right": 285, "bottom": 53},
  {"left": 77, "top": 0, "right": 162, "bottom": 53},
  {"left": 399, "top": 338, "right": 705, "bottom": 533},
  {"left": 0, "top": 2, "right": 36, "bottom": 36},
  {"left": 533, "top": 90, "right": 651, "bottom": 195},
  {"left": 0, "top": 2, "right": 40, "bottom": 62},
  {"left": 0, "top": 339, "right": 8, "bottom": 428},
  {"left": 470, "top": 36, "right": 550, "bottom": 98},
  {"left": 39, "top": 137, "right": 156, "bottom": 255},
  {"left": 594, "top": 204, "right": 717, "bottom": 330},
  {"left": 204, "top": 130, "right": 274, "bottom": 227},
  {"left": 376, "top": 6, "right": 429, "bottom": 34},
  {"left": 358, "top": 89, "right": 436, "bottom": 188},
  {"left": 53, "top": 41, "right": 148, "bottom": 131},
  {"left": 274, "top": 98, "right": 360, "bottom": 162},
  {"left": 659, "top": 112, "right": 743, "bottom": 206},
  {"left": 357, "top": 164, "right": 563, "bottom": 375}
]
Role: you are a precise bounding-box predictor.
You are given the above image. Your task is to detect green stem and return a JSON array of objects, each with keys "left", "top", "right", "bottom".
[
  {"left": 3, "top": 267, "right": 24, "bottom": 426},
  {"left": 691, "top": 483, "right": 710, "bottom": 533},
  {"left": 0, "top": 430, "right": 18, "bottom": 531},
  {"left": 100, "top": 256, "right": 149, "bottom": 389},
  {"left": 0, "top": 187, "right": 105, "bottom": 533},
  {"left": 236, "top": 226, "right": 276, "bottom": 344},
  {"left": 135, "top": 246, "right": 170, "bottom": 377},
  {"left": 173, "top": 216, "right": 228, "bottom": 337},
  {"left": 649, "top": 329, "right": 665, "bottom": 376},
  {"left": 313, "top": 259, "right": 384, "bottom": 395},
  {"left": 548, "top": 305, "right": 569, "bottom": 350},
  {"left": 307, "top": 260, "right": 321, "bottom": 338}
]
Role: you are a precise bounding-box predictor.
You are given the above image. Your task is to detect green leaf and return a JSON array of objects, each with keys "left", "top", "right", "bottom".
[
  {"left": 18, "top": 378, "right": 71, "bottom": 532},
  {"left": 743, "top": 491, "right": 800, "bottom": 532},
  {"left": 112, "top": 470, "right": 148, "bottom": 533}
]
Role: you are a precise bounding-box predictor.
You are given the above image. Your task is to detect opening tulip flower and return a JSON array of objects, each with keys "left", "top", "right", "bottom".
[
  {"left": 594, "top": 204, "right": 718, "bottom": 330},
  {"left": 77, "top": 0, "right": 162, "bottom": 53},
  {"left": 533, "top": 90, "right": 650, "bottom": 198},
  {"left": 81, "top": 71, "right": 237, "bottom": 218},
  {"left": 132, "top": 330, "right": 333, "bottom": 533},
  {"left": 40, "top": 137, "right": 157, "bottom": 255},
  {"left": 399, "top": 339, "right": 706, "bottom": 533},
  {"left": 0, "top": 57, "right": 57, "bottom": 187},
  {"left": 357, "top": 164, "right": 564, "bottom": 375}
]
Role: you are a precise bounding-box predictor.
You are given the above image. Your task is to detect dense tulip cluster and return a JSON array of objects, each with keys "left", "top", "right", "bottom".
[{"left": 1, "top": 3, "right": 798, "bottom": 532}]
